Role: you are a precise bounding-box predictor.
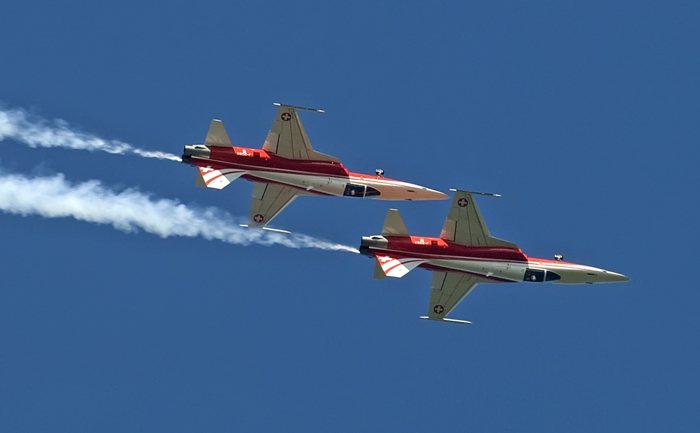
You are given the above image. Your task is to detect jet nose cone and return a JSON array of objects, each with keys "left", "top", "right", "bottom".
[
  {"left": 423, "top": 188, "right": 449, "bottom": 200},
  {"left": 605, "top": 271, "right": 630, "bottom": 283}
]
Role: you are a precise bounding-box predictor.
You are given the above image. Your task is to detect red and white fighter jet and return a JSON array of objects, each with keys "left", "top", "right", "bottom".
[
  {"left": 182, "top": 103, "right": 448, "bottom": 231},
  {"left": 359, "top": 190, "right": 630, "bottom": 324}
]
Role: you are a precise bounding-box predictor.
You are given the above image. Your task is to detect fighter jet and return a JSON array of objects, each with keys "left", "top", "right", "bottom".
[
  {"left": 181, "top": 103, "right": 448, "bottom": 232},
  {"left": 359, "top": 190, "right": 630, "bottom": 324}
]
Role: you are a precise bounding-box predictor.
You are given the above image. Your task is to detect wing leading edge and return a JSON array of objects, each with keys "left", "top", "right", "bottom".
[{"left": 248, "top": 182, "right": 300, "bottom": 228}]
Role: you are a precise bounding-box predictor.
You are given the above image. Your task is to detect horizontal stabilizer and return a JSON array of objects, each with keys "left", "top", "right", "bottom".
[
  {"left": 376, "top": 255, "right": 424, "bottom": 278},
  {"left": 205, "top": 119, "right": 233, "bottom": 147},
  {"left": 419, "top": 316, "right": 472, "bottom": 325},
  {"left": 381, "top": 209, "right": 410, "bottom": 237},
  {"left": 197, "top": 166, "right": 245, "bottom": 189},
  {"left": 373, "top": 258, "right": 387, "bottom": 280},
  {"left": 195, "top": 169, "right": 206, "bottom": 187}
]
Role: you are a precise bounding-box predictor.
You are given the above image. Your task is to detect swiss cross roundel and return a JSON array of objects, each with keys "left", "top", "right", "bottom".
[
  {"left": 433, "top": 305, "right": 445, "bottom": 314},
  {"left": 253, "top": 214, "right": 264, "bottom": 223},
  {"left": 458, "top": 198, "right": 468, "bottom": 207},
  {"left": 280, "top": 112, "right": 291, "bottom": 121}
]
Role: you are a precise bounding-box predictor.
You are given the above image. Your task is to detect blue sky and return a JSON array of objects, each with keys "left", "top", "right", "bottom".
[{"left": 1, "top": 1, "right": 699, "bottom": 431}]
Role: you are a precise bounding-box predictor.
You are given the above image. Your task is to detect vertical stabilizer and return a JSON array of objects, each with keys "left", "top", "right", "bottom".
[
  {"left": 373, "top": 259, "right": 387, "bottom": 280},
  {"left": 195, "top": 169, "right": 206, "bottom": 187},
  {"left": 381, "top": 209, "right": 410, "bottom": 237}
]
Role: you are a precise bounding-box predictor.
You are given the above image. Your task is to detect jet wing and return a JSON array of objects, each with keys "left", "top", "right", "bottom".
[
  {"left": 427, "top": 271, "right": 488, "bottom": 322},
  {"left": 248, "top": 182, "right": 299, "bottom": 228},
  {"left": 262, "top": 104, "right": 339, "bottom": 162},
  {"left": 439, "top": 191, "right": 518, "bottom": 248}
]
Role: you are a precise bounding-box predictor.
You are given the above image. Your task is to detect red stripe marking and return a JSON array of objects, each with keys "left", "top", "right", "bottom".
[
  {"left": 384, "top": 261, "right": 404, "bottom": 274},
  {"left": 195, "top": 157, "right": 409, "bottom": 184},
  {"left": 205, "top": 172, "right": 225, "bottom": 186},
  {"left": 384, "top": 259, "right": 423, "bottom": 274}
]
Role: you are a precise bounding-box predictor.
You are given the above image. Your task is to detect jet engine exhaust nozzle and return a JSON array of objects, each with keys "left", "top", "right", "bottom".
[
  {"left": 359, "top": 235, "right": 388, "bottom": 257},
  {"left": 182, "top": 145, "right": 211, "bottom": 164}
]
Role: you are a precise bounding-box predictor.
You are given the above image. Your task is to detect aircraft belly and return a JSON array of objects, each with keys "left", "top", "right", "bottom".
[
  {"left": 428, "top": 259, "right": 527, "bottom": 281},
  {"left": 247, "top": 171, "right": 346, "bottom": 196}
]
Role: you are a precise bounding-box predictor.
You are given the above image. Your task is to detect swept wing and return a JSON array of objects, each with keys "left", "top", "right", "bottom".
[
  {"left": 440, "top": 191, "right": 518, "bottom": 248},
  {"left": 262, "top": 104, "right": 339, "bottom": 162},
  {"left": 424, "top": 271, "right": 489, "bottom": 324},
  {"left": 247, "top": 182, "right": 300, "bottom": 228}
]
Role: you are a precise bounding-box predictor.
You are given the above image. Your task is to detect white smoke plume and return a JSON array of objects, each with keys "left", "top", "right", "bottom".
[
  {"left": 0, "top": 106, "right": 181, "bottom": 162},
  {"left": 0, "top": 171, "right": 359, "bottom": 253}
]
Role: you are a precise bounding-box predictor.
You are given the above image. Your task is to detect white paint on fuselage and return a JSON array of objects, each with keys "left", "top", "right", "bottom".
[{"left": 241, "top": 169, "right": 448, "bottom": 200}]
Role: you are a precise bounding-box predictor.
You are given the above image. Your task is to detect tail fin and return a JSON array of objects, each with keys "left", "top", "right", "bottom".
[
  {"left": 204, "top": 119, "right": 233, "bottom": 147},
  {"left": 375, "top": 255, "right": 425, "bottom": 278},
  {"left": 195, "top": 166, "right": 245, "bottom": 189},
  {"left": 373, "top": 259, "right": 386, "bottom": 280},
  {"left": 381, "top": 209, "right": 410, "bottom": 237},
  {"left": 195, "top": 169, "right": 207, "bottom": 187}
]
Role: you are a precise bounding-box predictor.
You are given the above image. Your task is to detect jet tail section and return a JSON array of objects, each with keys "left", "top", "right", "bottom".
[{"left": 381, "top": 209, "right": 410, "bottom": 237}]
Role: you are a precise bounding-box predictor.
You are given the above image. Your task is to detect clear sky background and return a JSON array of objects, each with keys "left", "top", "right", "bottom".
[{"left": 1, "top": 1, "right": 699, "bottom": 431}]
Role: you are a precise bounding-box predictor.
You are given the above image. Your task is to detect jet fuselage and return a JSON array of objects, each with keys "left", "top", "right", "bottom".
[
  {"left": 360, "top": 235, "right": 630, "bottom": 284},
  {"left": 182, "top": 144, "right": 447, "bottom": 201}
]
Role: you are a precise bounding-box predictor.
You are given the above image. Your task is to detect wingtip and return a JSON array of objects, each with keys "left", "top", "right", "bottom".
[
  {"left": 272, "top": 102, "right": 325, "bottom": 113},
  {"left": 239, "top": 224, "right": 291, "bottom": 235},
  {"left": 449, "top": 189, "right": 501, "bottom": 197},
  {"left": 419, "top": 316, "right": 472, "bottom": 325},
  {"left": 262, "top": 227, "right": 291, "bottom": 235}
]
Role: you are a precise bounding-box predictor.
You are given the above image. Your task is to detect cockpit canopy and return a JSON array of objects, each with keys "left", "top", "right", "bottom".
[
  {"left": 523, "top": 268, "right": 561, "bottom": 282},
  {"left": 344, "top": 183, "right": 380, "bottom": 198}
]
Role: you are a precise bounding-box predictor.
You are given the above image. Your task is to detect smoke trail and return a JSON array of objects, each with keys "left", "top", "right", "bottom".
[
  {"left": 0, "top": 106, "right": 181, "bottom": 162},
  {"left": 0, "top": 171, "right": 359, "bottom": 253}
]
